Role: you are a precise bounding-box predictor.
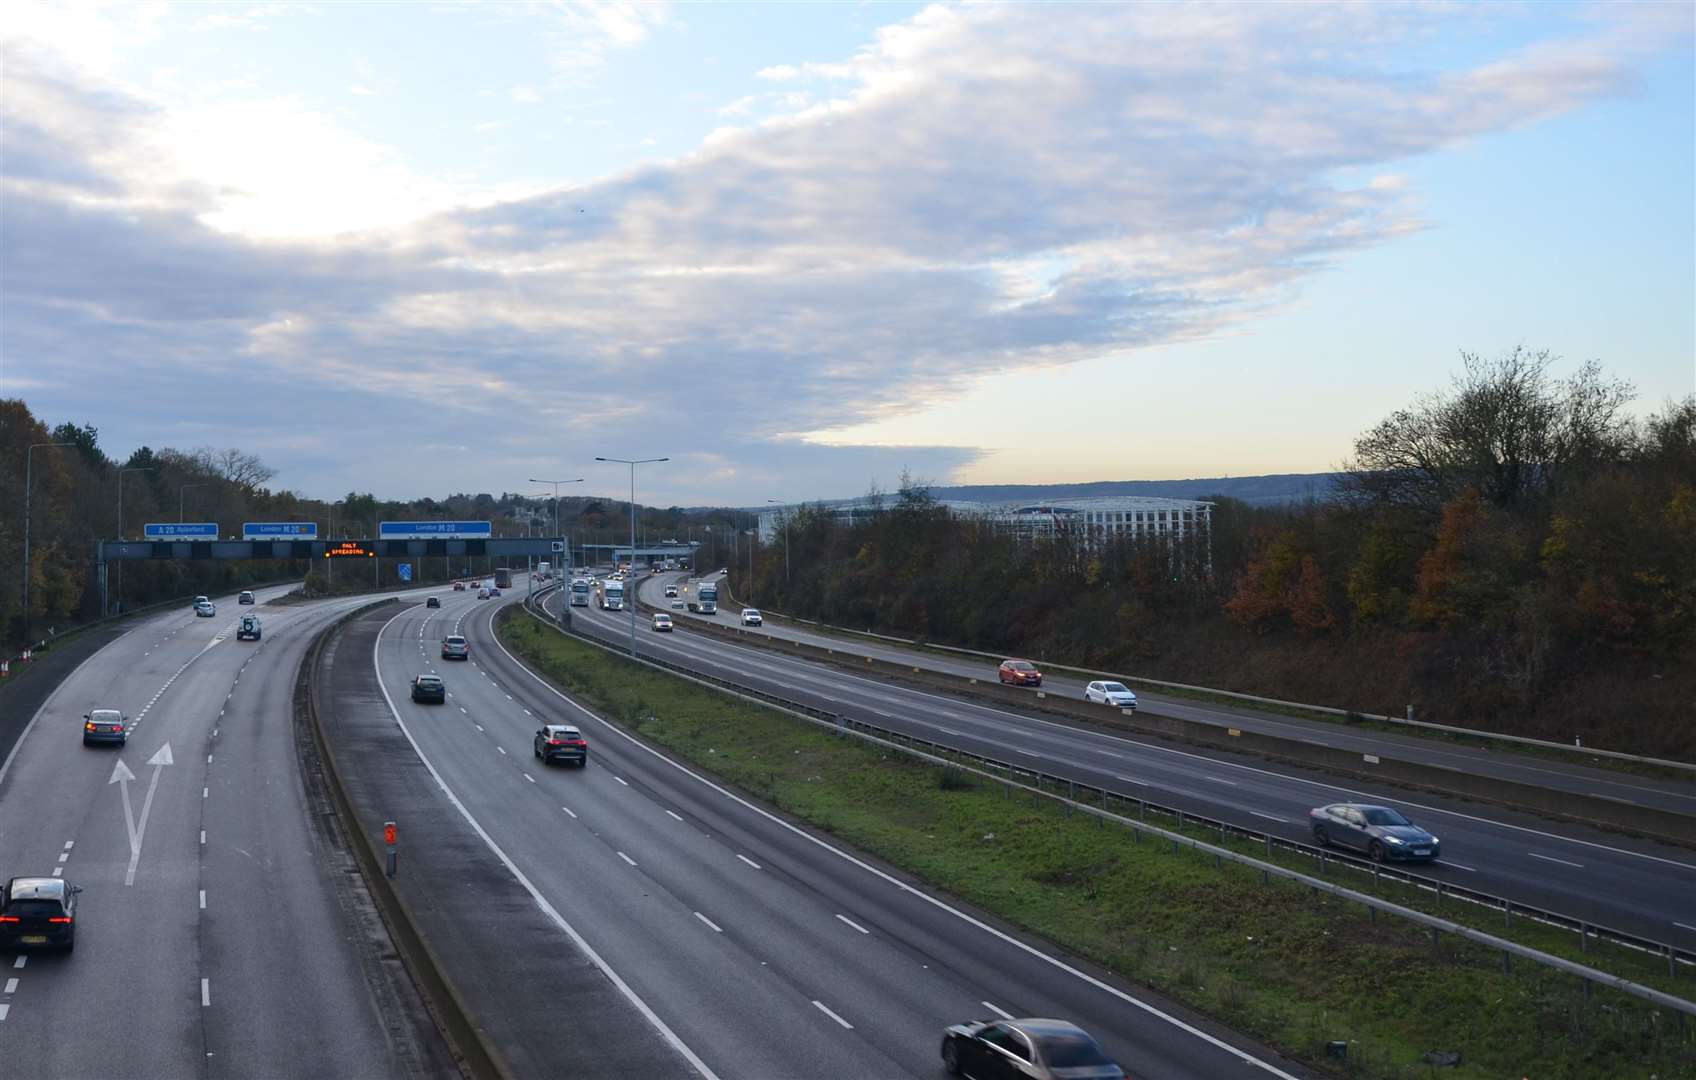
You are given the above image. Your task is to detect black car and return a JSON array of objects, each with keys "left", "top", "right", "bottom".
[
  {"left": 1310, "top": 802, "right": 1440, "bottom": 862},
  {"left": 942, "top": 1018, "right": 1125, "bottom": 1079},
  {"left": 533, "top": 724, "right": 588, "bottom": 766},
  {"left": 410, "top": 674, "right": 446, "bottom": 704},
  {"left": 426, "top": 596, "right": 441, "bottom": 608},
  {"left": 0, "top": 877, "right": 81, "bottom": 952}
]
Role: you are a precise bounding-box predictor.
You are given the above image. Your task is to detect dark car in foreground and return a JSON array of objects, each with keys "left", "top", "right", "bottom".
[
  {"left": 0, "top": 877, "right": 81, "bottom": 952},
  {"left": 942, "top": 1018, "right": 1125, "bottom": 1079},
  {"left": 1310, "top": 802, "right": 1440, "bottom": 862},
  {"left": 534, "top": 724, "right": 588, "bottom": 766},
  {"left": 82, "top": 709, "right": 127, "bottom": 747},
  {"left": 410, "top": 674, "right": 446, "bottom": 704}
]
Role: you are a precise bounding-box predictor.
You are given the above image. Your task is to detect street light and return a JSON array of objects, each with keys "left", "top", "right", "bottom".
[
  {"left": 529, "top": 476, "right": 584, "bottom": 573},
  {"left": 766, "top": 500, "right": 790, "bottom": 583},
  {"left": 595, "top": 455, "right": 668, "bottom": 657},
  {"left": 179, "top": 482, "right": 209, "bottom": 523},
  {"left": 21, "top": 442, "right": 74, "bottom": 645},
  {"left": 114, "top": 466, "right": 158, "bottom": 614}
]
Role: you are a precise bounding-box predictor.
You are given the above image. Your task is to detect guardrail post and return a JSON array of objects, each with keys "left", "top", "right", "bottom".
[
  {"left": 1668, "top": 946, "right": 1676, "bottom": 979},
  {"left": 1430, "top": 928, "right": 1441, "bottom": 957},
  {"left": 1368, "top": 905, "right": 1376, "bottom": 925},
  {"left": 1580, "top": 924, "right": 1590, "bottom": 954},
  {"left": 1502, "top": 949, "right": 1511, "bottom": 974},
  {"left": 1265, "top": 835, "right": 1272, "bottom": 858},
  {"left": 1504, "top": 900, "right": 1513, "bottom": 928},
  {"left": 1067, "top": 779, "right": 1075, "bottom": 815}
]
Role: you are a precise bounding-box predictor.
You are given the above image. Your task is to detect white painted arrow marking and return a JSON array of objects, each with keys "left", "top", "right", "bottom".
[{"left": 112, "top": 744, "right": 173, "bottom": 885}]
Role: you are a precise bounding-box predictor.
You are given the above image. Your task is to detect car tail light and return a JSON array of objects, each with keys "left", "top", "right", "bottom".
[
  {"left": 48, "top": 916, "right": 73, "bottom": 924},
  {"left": 570, "top": 740, "right": 587, "bottom": 748},
  {"left": 0, "top": 916, "right": 19, "bottom": 923},
  {"left": 86, "top": 721, "right": 97, "bottom": 731},
  {"left": 547, "top": 739, "right": 562, "bottom": 746}
]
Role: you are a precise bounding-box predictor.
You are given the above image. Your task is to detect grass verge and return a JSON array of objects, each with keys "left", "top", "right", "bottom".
[{"left": 498, "top": 608, "right": 1695, "bottom": 1080}]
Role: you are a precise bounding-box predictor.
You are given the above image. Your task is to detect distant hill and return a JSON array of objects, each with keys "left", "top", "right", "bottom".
[{"left": 921, "top": 473, "right": 1343, "bottom": 508}]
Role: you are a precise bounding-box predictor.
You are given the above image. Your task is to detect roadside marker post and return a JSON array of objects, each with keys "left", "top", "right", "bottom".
[{"left": 384, "top": 820, "right": 398, "bottom": 878}]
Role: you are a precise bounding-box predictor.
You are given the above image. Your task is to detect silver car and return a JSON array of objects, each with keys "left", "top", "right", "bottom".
[
  {"left": 1310, "top": 803, "right": 1440, "bottom": 862},
  {"left": 194, "top": 600, "right": 216, "bottom": 617},
  {"left": 942, "top": 1018, "right": 1124, "bottom": 1079},
  {"left": 1084, "top": 680, "right": 1138, "bottom": 710}
]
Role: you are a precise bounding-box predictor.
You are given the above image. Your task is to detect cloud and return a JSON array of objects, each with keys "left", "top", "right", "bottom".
[
  {"left": 756, "top": 64, "right": 800, "bottom": 82},
  {"left": 510, "top": 85, "right": 542, "bottom": 104},
  {"left": 1, "top": 4, "right": 1680, "bottom": 502},
  {"left": 716, "top": 95, "right": 756, "bottom": 117},
  {"left": 349, "top": 83, "right": 375, "bottom": 96}
]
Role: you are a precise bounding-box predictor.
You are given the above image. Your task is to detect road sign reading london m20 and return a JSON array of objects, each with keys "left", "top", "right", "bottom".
[
  {"left": 144, "top": 523, "right": 218, "bottom": 540},
  {"left": 378, "top": 521, "right": 493, "bottom": 540},
  {"left": 242, "top": 522, "right": 319, "bottom": 540}
]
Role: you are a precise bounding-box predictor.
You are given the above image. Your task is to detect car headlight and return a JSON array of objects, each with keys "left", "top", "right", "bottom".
[{"left": 1385, "top": 836, "right": 1405, "bottom": 844}]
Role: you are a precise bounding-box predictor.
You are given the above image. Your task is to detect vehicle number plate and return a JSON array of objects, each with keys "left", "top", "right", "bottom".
[
  {"left": 21, "top": 935, "right": 47, "bottom": 944},
  {"left": 1413, "top": 849, "right": 1430, "bottom": 856}
]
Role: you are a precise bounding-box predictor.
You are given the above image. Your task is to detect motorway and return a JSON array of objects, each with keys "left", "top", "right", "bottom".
[
  {"left": 0, "top": 585, "right": 454, "bottom": 1077},
  {"left": 546, "top": 571, "right": 1696, "bottom": 951},
  {"left": 378, "top": 578, "right": 1316, "bottom": 1079}
]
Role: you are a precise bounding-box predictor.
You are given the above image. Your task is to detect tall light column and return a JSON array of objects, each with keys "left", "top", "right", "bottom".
[
  {"left": 766, "top": 500, "right": 790, "bottom": 583},
  {"left": 115, "top": 466, "right": 157, "bottom": 613},
  {"left": 21, "top": 442, "right": 74, "bottom": 644},
  {"left": 595, "top": 456, "right": 668, "bottom": 656},
  {"left": 529, "top": 476, "right": 584, "bottom": 570}
]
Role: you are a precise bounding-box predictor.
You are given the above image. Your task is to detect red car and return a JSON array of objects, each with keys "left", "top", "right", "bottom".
[
  {"left": 998, "top": 659, "right": 1043, "bottom": 687},
  {"left": 452, "top": 581, "right": 466, "bottom": 591}
]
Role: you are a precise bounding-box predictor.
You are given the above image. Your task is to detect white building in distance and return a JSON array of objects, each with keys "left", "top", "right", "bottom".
[{"left": 757, "top": 496, "right": 1213, "bottom": 551}]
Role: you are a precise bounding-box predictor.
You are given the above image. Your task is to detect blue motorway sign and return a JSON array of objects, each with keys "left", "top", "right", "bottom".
[
  {"left": 378, "top": 521, "right": 493, "bottom": 540},
  {"left": 398, "top": 563, "right": 413, "bottom": 582},
  {"left": 144, "top": 523, "right": 218, "bottom": 540},
  {"left": 243, "top": 522, "right": 319, "bottom": 540}
]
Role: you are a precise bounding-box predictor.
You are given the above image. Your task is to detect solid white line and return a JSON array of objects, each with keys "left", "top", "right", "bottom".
[
  {"left": 4, "top": 977, "right": 16, "bottom": 994},
  {"left": 494, "top": 610, "right": 1302, "bottom": 1079},
  {"left": 835, "top": 914, "right": 870, "bottom": 935},
  {"left": 1250, "top": 811, "right": 1286, "bottom": 824},
  {"left": 201, "top": 978, "right": 210, "bottom": 1007},
  {"left": 737, "top": 854, "right": 762, "bottom": 870},
  {"left": 1204, "top": 776, "right": 1238, "bottom": 786},
  {"left": 812, "top": 1000, "right": 854, "bottom": 1029},
  {"left": 694, "top": 912, "right": 723, "bottom": 933},
  {"left": 561, "top": 806, "right": 577, "bottom": 819},
  {"left": 618, "top": 851, "right": 637, "bottom": 866},
  {"left": 665, "top": 809, "right": 683, "bottom": 821},
  {"left": 981, "top": 1000, "right": 1013, "bottom": 1019},
  {"left": 370, "top": 609, "right": 720, "bottom": 1080},
  {"left": 199, "top": 890, "right": 206, "bottom": 909},
  {"left": 614, "top": 776, "right": 629, "bottom": 786},
  {"left": 1528, "top": 852, "right": 1584, "bottom": 869},
  {"left": 1675, "top": 922, "right": 1696, "bottom": 932}
]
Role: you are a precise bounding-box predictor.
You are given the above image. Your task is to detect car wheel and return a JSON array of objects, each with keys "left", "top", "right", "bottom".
[
  {"left": 64, "top": 937, "right": 74, "bottom": 954},
  {"left": 1313, "top": 827, "right": 1330, "bottom": 847},
  {"left": 1368, "top": 840, "right": 1386, "bottom": 862},
  {"left": 941, "top": 1038, "right": 962, "bottom": 1076}
]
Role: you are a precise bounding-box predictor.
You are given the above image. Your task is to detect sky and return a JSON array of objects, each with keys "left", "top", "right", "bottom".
[{"left": 2, "top": 1, "right": 1691, "bottom": 508}]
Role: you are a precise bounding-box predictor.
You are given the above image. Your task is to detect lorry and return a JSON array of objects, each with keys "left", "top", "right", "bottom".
[
  {"left": 687, "top": 580, "right": 718, "bottom": 615},
  {"left": 570, "top": 578, "right": 591, "bottom": 606},
  {"left": 599, "top": 579, "right": 624, "bottom": 611},
  {"left": 493, "top": 567, "right": 513, "bottom": 589}
]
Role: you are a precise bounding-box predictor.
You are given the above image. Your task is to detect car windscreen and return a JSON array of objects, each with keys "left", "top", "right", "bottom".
[
  {"left": 445, "top": 637, "right": 466, "bottom": 646},
  {"left": 1037, "top": 1032, "right": 1113, "bottom": 1068},
  {"left": 91, "top": 710, "right": 122, "bottom": 723},
  {"left": 1364, "top": 808, "right": 1411, "bottom": 826},
  {"left": 1010, "top": 662, "right": 1035, "bottom": 671},
  {"left": 4, "top": 899, "right": 64, "bottom": 918},
  {"left": 417, "top": 678, "right": 442, "bottom": 687},
  {"left": 1102, "top": 683, "right": 1129, "bottom": 693}
]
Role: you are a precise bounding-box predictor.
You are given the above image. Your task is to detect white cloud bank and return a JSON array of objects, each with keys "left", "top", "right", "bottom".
[{"left": 0, "top": 2, "right": 1681, "bottom": 501}]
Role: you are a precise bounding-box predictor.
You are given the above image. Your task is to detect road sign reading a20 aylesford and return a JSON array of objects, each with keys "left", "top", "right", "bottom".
[
  {"left": 378, "top": 521, "right": 493, "bottom": 540},
  {"left": 144, "top": 523, "right": 218, "bottom": 540}
]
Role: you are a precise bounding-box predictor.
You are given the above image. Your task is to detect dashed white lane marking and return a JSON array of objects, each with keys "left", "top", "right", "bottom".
[
  {"left": 1442, "top": 861, "right": 1477, "bottom": 872},
  {"left": 737, "top": 854, "right": 762, "bottom": 870},
  {"left": 1115, "top": 775, "right": 1149, "bottom": 785},
  {"left": 497, "top": 746, "right": 507, "bottom": 755},
  {"left": 199, "top": 890, "right": 206, "bottom": 910},
  {"left": 1250, "top": 811, "right": 1286, "bottom": 824},
  {"left": 56, "top": 853, "right": 67, "bottom": 864},
  {"left": 665, "top": 810, "right": 683, "bottom": 822},
  {"left": 0, "top": 1003, "right": 9, "bottom": 1020},
  {"left": 460, "top": 707, "right": 468, "bottom": 714},
  {"left": 982, "top": 1001, "right": 1013, "bottom": 1019},
  {"left": 524, "top": 774, "right": 536, "bottom": 784},
  {"left": 1676, "top": 922, "right": 1696, "bottom": 932},
  {"left": 475, "top": 724, "right": 484, "bottom": 732},
  {"left": 617, "top": 851, "right": 637, "bottom": 867},
  {"left": 62, "top": 841, "right": 73, "bottom": 850},
  {"left": 202, "top": 787, "right": 209, "bottom": 799},
  {"left": 201, "top": 979, "right": 210, "bottom": 1007},
  {"left": 11, "top": 957, "right": 23, "bottom": 969},
  {"left": 4, "top": 977, "right": 17, "bottom": 994},
  {"left": 614, "top": 776, "right": 629, "bottom": 787},
  {"left": 812, "top": 1000, "right": 853, "bottom": 1029},
  {"left": 835, "top": 914, "right": 869, "bottom": 935},
  {"left": 207, "top": 754, "right": 213, "bottom": 764},
  {"left": 694, "top": 912, "right": 723, "bottom": 933},
  {"left": 1528, "top": 852, "right": 1584, "bottom": 869},
  {"left": 523, "top": 708, "right": 532, "bottom": 716},
  {"left": 561, "top": 806, "right": 578, "bottom": 819},
  {"left": 200, "top": 831, "right": 206, "bottom": 845},
  {"left": 51, "top": 868, "right": 63, "bottom": 877},
  {"left": 1204, "top": 776, "right": 1238, "bottom": 786}
]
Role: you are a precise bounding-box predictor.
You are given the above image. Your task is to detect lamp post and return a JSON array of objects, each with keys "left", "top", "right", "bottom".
[
  {"left": 530, "top": 476, "right": 584, "bottom": 574},
  {"left": 595, "top": 456, "right": 668, "bottom": 657},
  {"left": 115, "top": 466, "right": 158, "bottom": 613},
  {"left": 21, "top": 442, "right": 74, "bottom": 644},
  {"left": 766, "top": 500, "right": 790, "bottom": 583},
  {"left": 179, "top": 482, "right": 209, "bottom": 523}
]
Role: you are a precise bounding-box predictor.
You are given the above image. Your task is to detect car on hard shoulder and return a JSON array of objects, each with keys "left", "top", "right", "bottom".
[
  {"left": 942, "top": 1018, "right": 1125, "bottom": 1079},
  {"left": 452, "top": 581, "right": 466, "bottom": 591},
  {"left": 441, "top": 635, "right": 470, "bottom": 661},
  {"left": 410, "top": 674, "right": 446, "bottom": 704},
  {"left": 0, "top": 877, "right": 81, "bottom": 953},
  {"left": 477, "top": 588, "right": 490, "bottom": 599},
  {"left": 1309, "top": 803, "right": 1440, "bottom": 862},
  {"left": 236, "top": 614, "right": 261, "bottom": 641},
  {"left": 426, "top": 596, "right": 441, "bottom": 608},
  {"left": 664, "top": 584, "right": 679, "bottom": 598},
  {"left": 195, "top": 600, "right": 216, "bottom": 618},
  {"left": 652, "top": 613, "right": 673, "bottom": 632},
  {"left": 238, "top": 590, "right": 255, "bottom": 605},
  {"left": 82, "top": 709, "right": 127, "bottom": 747},
  {"left": 1084, "top": 680, "right": 1137, "bottom": 709},
  {"left": 740, "top": 608, "right": 763, "bottom": 626},
  {"left": 533, "top": 724, "right": 588, "bottom": 766},
  {"left": 998, "top": 659, "right": 1042, "bottom": 687}
]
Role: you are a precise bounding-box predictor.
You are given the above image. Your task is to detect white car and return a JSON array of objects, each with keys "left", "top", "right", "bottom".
[
  {"left": 651, "top": 613, "right": 673, "bottom": 632},
  {"left": 1084, "top": 680, "right": 1138, "bottom": 710},
  {"left": 740, "top": 608, "right": 763, "bottom": 626},
  {"left": 664, "top": 585, "right": 679, "bottom": 598},
  {"left": 194, "top": 600, "right": 216, "bottom": 617}
]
